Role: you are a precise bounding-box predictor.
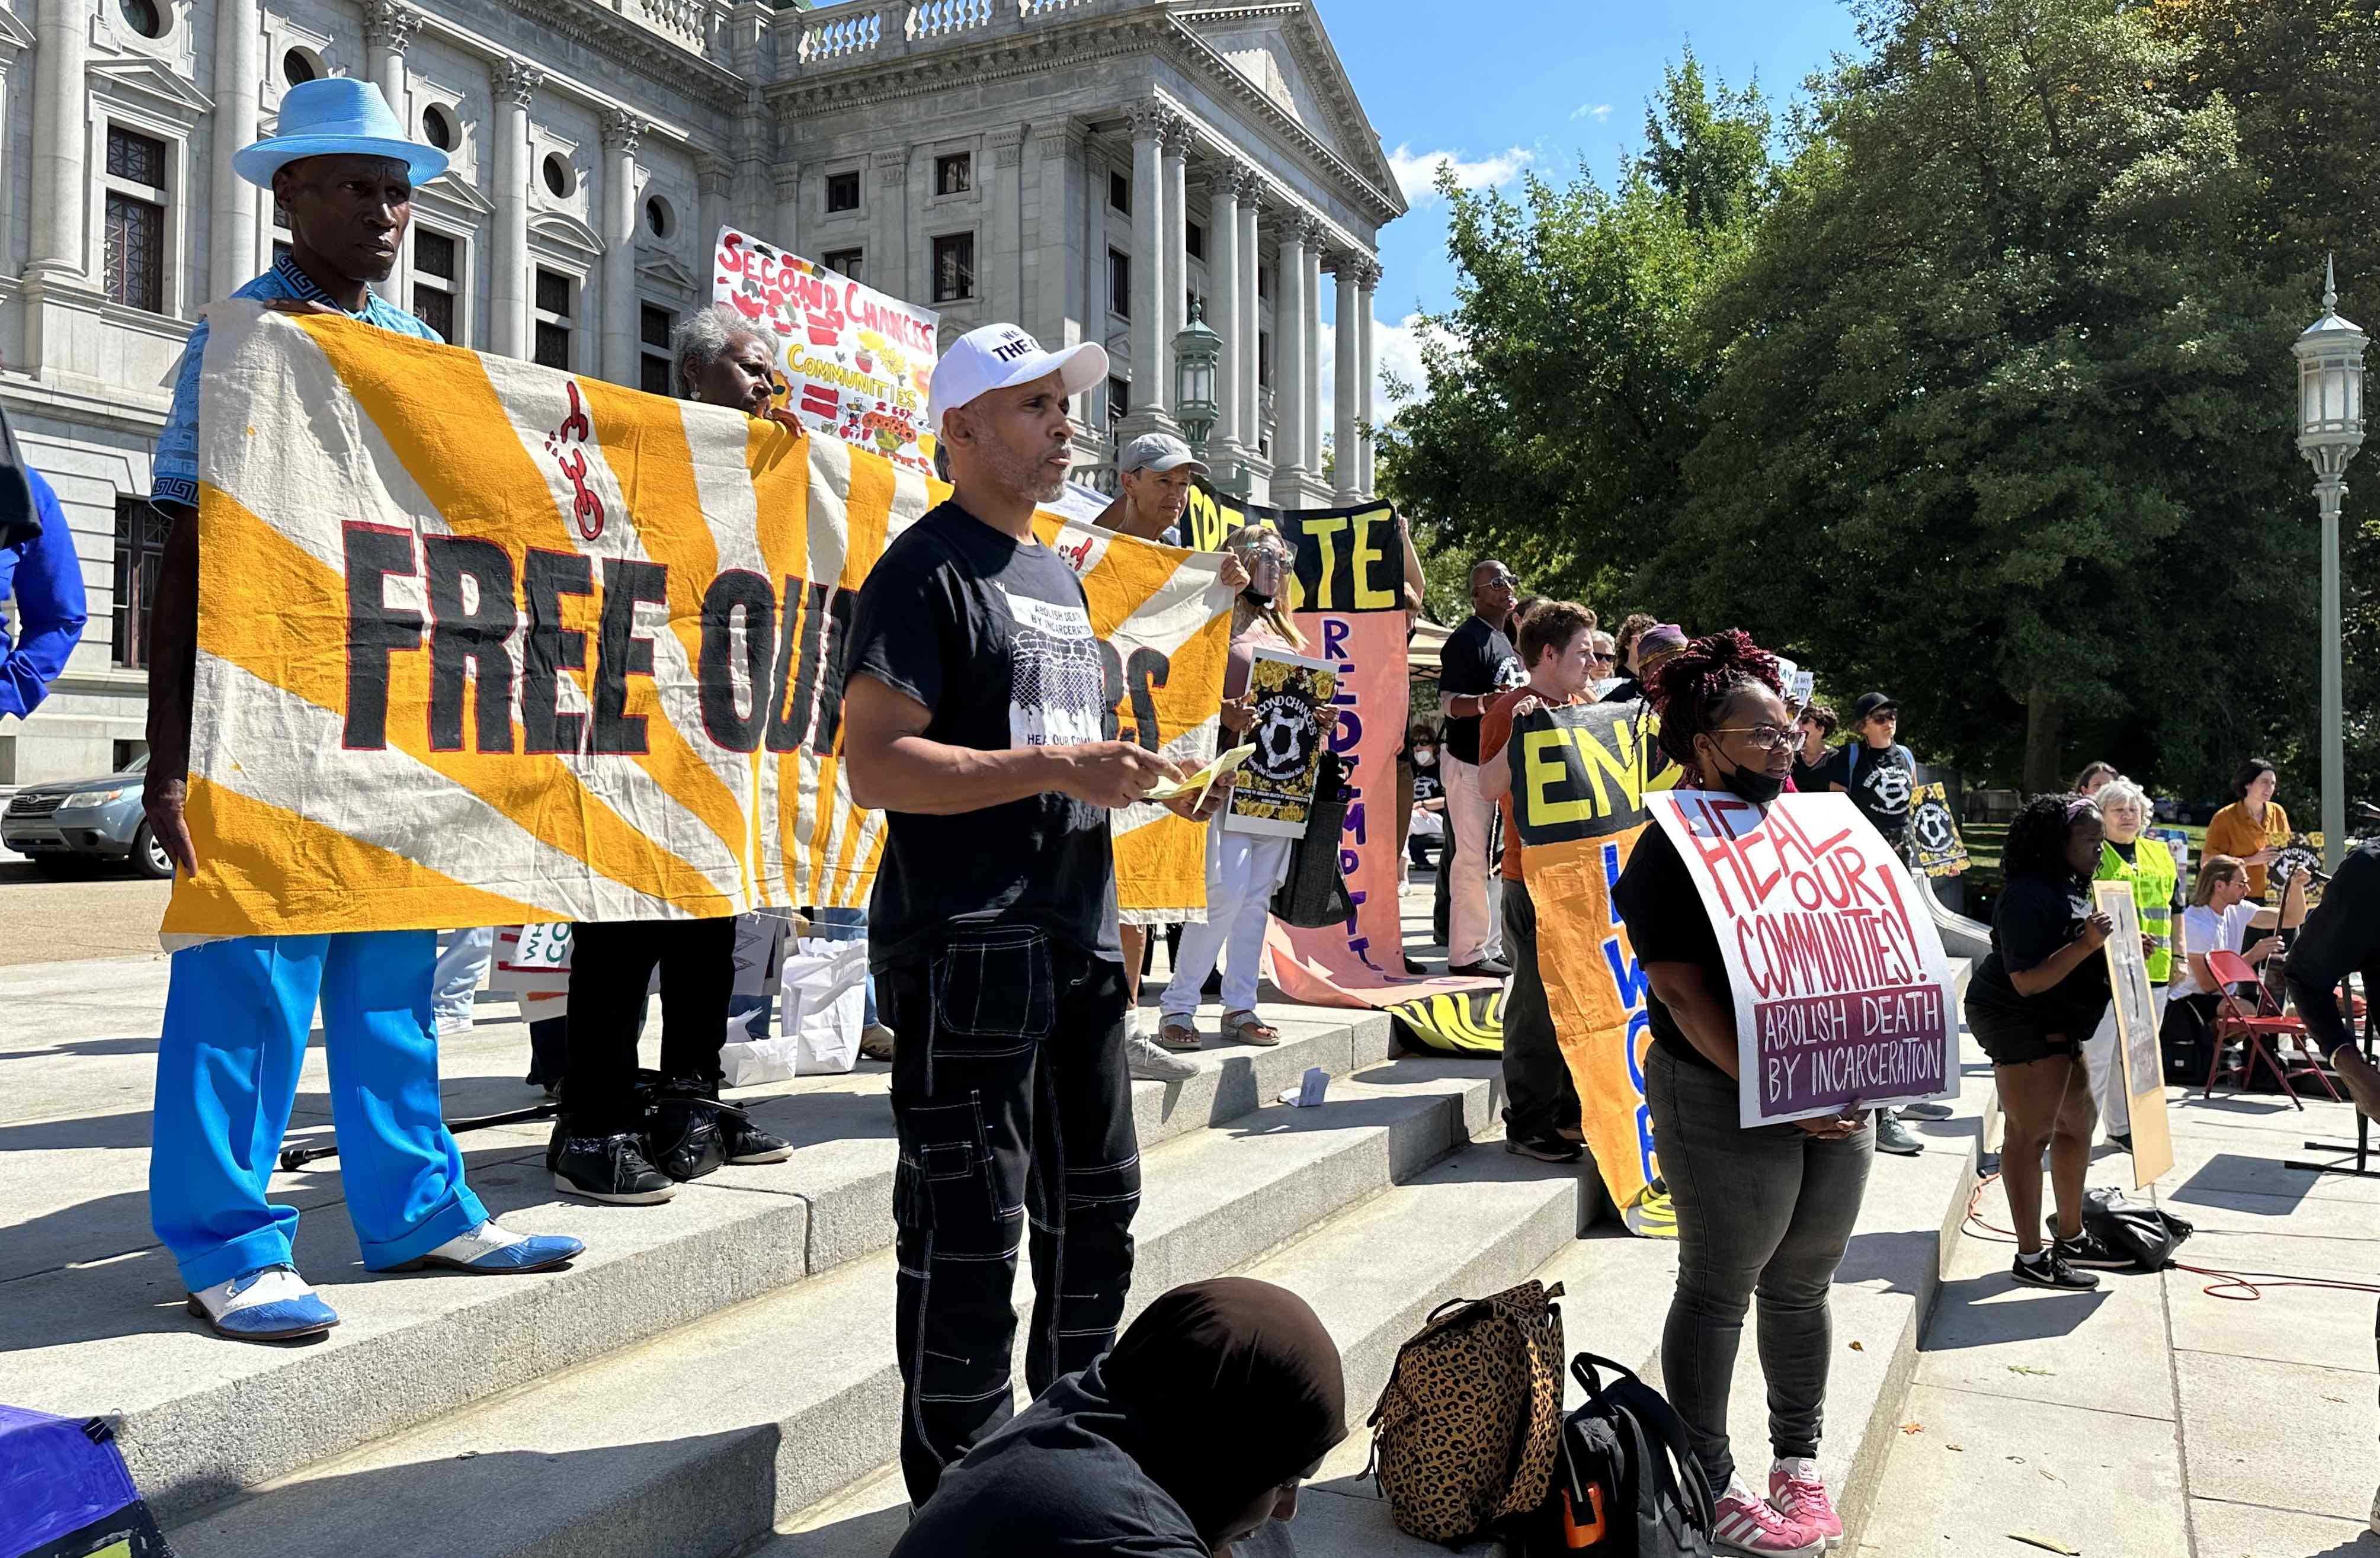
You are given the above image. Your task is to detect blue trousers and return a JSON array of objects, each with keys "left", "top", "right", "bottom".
[{"left": 149, "top": 930, "right": 488, "bottom": 1291}]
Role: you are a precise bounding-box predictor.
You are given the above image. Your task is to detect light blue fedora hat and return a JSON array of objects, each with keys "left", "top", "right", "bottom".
[{"left": 232, "top": 78, "right": 449, "bottom": 189}]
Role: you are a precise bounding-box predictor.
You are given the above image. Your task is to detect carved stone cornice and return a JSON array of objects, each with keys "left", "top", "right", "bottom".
[
  {"left": 494, "top": 0, "right": 746, "bottom": 117},
  {"left": 491, "top": 59, "right": 544, "bottom": 108},
  {"left": 363, "top": 0, "right": 421, "bottom": 54},
  {"left": 601, "top": 107, "right": 648, "bottom": 153}
]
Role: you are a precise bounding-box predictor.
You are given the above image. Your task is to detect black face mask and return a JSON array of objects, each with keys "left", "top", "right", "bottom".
[
  {"left": 1713, "top": 751, "right": 1786, "bottom": 806},
  {"left": 1241, "top": 584, "right": 1276, "bottom": 607}
]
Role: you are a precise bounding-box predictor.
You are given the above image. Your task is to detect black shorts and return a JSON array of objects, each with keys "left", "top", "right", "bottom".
[{"left": 1966, "top": 1006, "right": 2086, "bottom": 1068}]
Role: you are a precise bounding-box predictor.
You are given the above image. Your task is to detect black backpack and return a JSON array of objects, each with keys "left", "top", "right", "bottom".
[
  {"left": 1517, "top": 1352, "right": 1714, "bottom": 1557},
  {"left": 2080, "top": 1187, "right": 2193, "bottom": 1271}
]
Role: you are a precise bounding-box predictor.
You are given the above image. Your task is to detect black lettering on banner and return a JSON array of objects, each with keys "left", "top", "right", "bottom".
[
  {"left": 763, "top": 576, "right": 816, "bottom": 754},
  {"left": 1126, "top": 646, "right": 1169, "bottom": 751},
  {"left": 1097, "top": 639, "right": 1126, "bottom": 743},
  {"left": 522, "top": 548, "right": 592, "bottom": 755},
  {"left": 424, "top": 535, "right": 519, "bottom": 754},
  {"left": 699, "top": 569, "right": 776, "bottom": 752},
  {"left": 592, "top": 556, "right": 668, "bottom": 755},
  {"left": 810, "top": 585, "right": 859, "bottom": 752},
  {"left": 342, "top": 522, "right": 423, "bottom": 751}
]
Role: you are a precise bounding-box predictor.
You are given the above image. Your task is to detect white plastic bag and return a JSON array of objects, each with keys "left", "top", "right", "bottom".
[{"left": 720, "top": 936, "right": 867, "bottom": 1085}]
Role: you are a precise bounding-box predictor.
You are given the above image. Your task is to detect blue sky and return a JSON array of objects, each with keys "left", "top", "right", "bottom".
[{"left": 1313, "top": 0, "right": 1865, "bottom": 421}]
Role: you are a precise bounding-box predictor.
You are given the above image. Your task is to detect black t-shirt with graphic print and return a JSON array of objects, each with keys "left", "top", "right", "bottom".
[
  {"left": 845, "top": 500, "right": 1120, "bottom": 968},
  {"left": 1819, "top": 740, "right": 1916, "bottom": 846},
  {"left": 1440, "top": 615, "right": 1524, "bottom": 765}
]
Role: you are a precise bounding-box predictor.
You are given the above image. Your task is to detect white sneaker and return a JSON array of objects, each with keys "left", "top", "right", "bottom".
[{"left": 1125, "top": 1021, "right": 1197, "bottom": 1081}]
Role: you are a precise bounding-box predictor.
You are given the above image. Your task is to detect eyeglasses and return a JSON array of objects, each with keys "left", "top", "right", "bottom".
[{"left": 1714, "top": 724, "right": 1799, "bottom": 753}]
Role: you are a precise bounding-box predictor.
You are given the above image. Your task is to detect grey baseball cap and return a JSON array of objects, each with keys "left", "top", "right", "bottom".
[{"left": 1118, "top": 432, "right": 1209, "bottom": 477}]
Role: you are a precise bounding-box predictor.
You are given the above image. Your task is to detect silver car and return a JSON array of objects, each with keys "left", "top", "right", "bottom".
[{"left": 2, "top": 752, "right": 172, "bottom": 878}]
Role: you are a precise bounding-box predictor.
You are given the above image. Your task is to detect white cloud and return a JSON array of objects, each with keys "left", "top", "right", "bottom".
[
  {"left": 1571, "top": 103, "right": 1613, "bottom": 122},
  {"left": 1386, "top": 143, "right": 1533, "bottom": 203},
  {"left": 1315, "top": 310, "right": 1437, "bottom": 461}
]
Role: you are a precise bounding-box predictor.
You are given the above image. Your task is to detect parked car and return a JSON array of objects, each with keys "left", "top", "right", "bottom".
[{"left": 2, "top": 753, "right": 171, "bottom": 878}]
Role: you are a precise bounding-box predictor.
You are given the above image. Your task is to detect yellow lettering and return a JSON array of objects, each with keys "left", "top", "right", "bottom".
[
  {"left": 1523, "top": 728, "right": 1596, "bottom": 828},
  {"left": 1306, "top": 516, "right": 1347, "bottom": 608},
  {"left": 1580, "top": 723, "right": 1643, "bottom": 813},
  {"left": 1350, "top": 510, "right": 1395, "bottom": 610}
]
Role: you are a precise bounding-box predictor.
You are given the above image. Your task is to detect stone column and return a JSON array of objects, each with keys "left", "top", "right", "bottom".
[
  {"left": 1030, "top": 120, "right": 1082, "bottom": 350},
  {"left": 27, "top": 0, "right": 89, "bottom": 282},
  {"left": 206, "top": 0, "right": 265, "bottom": 296},
  {"left": 699, "top": 155, "right": 734, "bottom": 253},
  {"left": 870, "top": 147, "right": 907, "bottom": 295},
  {"left": 1332, "top": 257, "right": 1360, "bottom": 501},
  {"left": 1238, "top": 184, "right": 1260, "bottom": 451},
  {"left": 771, "top": 162, "right": 800, "bottom": 251},
  {"left": 364, "top": 0, "right": 420, "bottom": 307},
  {"left": 601, "top": 110, "right": 645, "bottom": 387},
  {"left": 1205, "top": 161, "right": 1244, "bottom": 464},
  {"left": 990, "top": 126, "right": 1026, "bottom": 323},
  {"left": 1123, "top": 102, "right": 1174, "bottom": 428},
  {"left": 1356, "top": 259, "right": 1379, "bottom": 495},
  {"left": 1162, "top": 121, "right": 1189, "bottom": 363},
  {"left": 489, "top": 61, "right": 541, "bottom": 359},
  {"left": 1300, "top": 220, "right": 1322, "bottom": 480},
  {"left": 1274, "top": 214, "right": 1309, "bottom": 486}
]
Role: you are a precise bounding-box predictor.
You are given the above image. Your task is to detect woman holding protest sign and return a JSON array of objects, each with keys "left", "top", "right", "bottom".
[
  {"left": 2083, "top": 778, "right": 2176, "bottom": 1152},
  {"left": 1963, "top": 796, "right": 2134, "bottom": 1291},
  {"left": 1613, "top": 630, "right": 1866, "bottom": 1557}
]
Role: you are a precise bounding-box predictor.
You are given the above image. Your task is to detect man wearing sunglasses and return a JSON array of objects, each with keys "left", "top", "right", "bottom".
[{"left": 1820, "top": 691, "right": 1926, "bottom": 1156}]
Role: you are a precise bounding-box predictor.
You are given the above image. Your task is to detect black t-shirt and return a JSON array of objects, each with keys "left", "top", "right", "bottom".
[
  {"left": 1439, "top": 615, "right": 1523, "bottom": 765},
  {"left": 845, "top": 501, "right": 1119, "bottom": 967},
  {"left": 1965, "top": 875, "right": 2110, "bottom": 1039},
  {"left": 2285, "top": 844, "right": 2380, "bottom": 1052},
  {"left": 1790, "top": 754, "right": 1830, "bottom": 794},
  {"left": 1598, "top": 676, "right": 1645, "bottom": 706},
  {"left": 1821, "top": 741, "right": 1915, "bottom": 845},
  {"left": 1612, "top": 822, "right": 1731, "bottom": 1076}
]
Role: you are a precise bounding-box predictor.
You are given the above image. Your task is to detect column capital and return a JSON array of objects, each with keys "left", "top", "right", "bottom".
[
  {"left": 1124, "top": 99, "right": 1181, "bottom": 145},
  {"left": 1352, "top": 257, "right": 1382, "bottom": 291},
  {"left": 1288, "top": 212, "right": 1324, "bottom": 250},
  {"left": 1030, "top": 116, "right": 1087, "bottom": 154},
  {"left": 1212, "top": 161, "right": 1260, "bottom": 206},
  {"left": 600, "top": 108, "right": 647, "bottom": 153},
  {"left": 363, "top": 0, "right": 421, "bottom": 53},
  {"left": 699, "top": 155, "right": 735, "bottom": 195},
  {"left": 772, "top": 161, "right": 802, "bottom": 199},
  {"left": 872, "top": 148, "right": 909, "bottom": 185},
  {"left": 1161, "top": 117, "right": 1195, "bottom": 156},
  {"left": 990, "top": 125, "right": 1026, "bottom": 168},
  {"left": 492, "top": 60, "right": 543, "bottom": 108}
]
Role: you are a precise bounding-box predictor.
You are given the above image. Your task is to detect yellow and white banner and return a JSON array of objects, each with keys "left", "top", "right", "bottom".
[{"left": 162, "top": 303, "right": 1231, "bottom": 940}]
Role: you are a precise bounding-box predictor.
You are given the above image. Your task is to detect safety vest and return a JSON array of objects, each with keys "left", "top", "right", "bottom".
[{"left": 2096, "top": 838, "right": 2177, "bottom": 984}]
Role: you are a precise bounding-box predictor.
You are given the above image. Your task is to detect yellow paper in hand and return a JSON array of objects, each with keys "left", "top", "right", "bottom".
[{"left": 1146, "top": 743, "right": 1258, "bottom": 807}]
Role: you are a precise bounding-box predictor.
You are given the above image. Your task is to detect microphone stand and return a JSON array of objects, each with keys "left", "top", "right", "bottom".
[{"left": 2286, "top": 979, "right": 2379, "bottom": 1179}]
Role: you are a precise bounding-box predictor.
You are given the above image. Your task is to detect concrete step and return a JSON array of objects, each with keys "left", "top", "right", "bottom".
[
  {"left": 5, "top": 998, "right": 1402, "bottom": 1520},
  {"left": 164, "top": 1058, "right": 1549, "bottom": 1558},
  {"left": 762, "top": 1138, "right": 1583, "bottom": 1557}
]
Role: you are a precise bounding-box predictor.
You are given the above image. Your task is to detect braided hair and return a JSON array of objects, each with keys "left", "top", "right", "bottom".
[
  {"left": 1646, "top": 629, "right": 1784, "bottom": 783},
  {"left": 2003, "top": 793, "right": 2097, "bottom": 886}
]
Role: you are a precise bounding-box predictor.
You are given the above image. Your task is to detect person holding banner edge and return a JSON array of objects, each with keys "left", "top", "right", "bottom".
[
  {"left": 1613, "top": 630, "right": 1870, "bottom": 1557},
  {"left": 137, "top": 81, "right": 584, "bottom": 1342},
  {"left": 1477, "top": 600, "right": 1599, "bottom": 1164},
  {"left": 840, "top": 320, "right": 1223, "bottom": 1506}
]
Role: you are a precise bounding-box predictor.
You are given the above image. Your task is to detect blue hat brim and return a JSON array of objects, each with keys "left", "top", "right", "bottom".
[{"left": 233, "top": 136, "right": 448, "bottom": 190}]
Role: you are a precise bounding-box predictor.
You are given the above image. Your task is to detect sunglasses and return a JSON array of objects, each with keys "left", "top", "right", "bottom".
[{"left": 1590, "top": 652, "right": 1617, "bottom": 665}]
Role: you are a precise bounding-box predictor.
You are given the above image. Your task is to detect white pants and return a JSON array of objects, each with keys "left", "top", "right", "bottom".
[
  {"left": 1442, "top": 752, "right": 1505, "bottom": 967},
  {"left": 431, "top": 927, "right": 496, "bottom": 1037},
  {"left": 2083, "top": 986, "right": 2171, "bottom": 1139},
  {"left": 1161, "top": 828, "right": 1293, "bottom": 1021}
]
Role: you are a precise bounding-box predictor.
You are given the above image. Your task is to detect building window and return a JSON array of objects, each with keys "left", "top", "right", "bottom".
[
  {"left": 1187, "top": 222, "right": 1205, "bottom": 261},
  {"left": 823, "top": 247, "right": 862, "bottom": 280},
  {"left": 1107, "top": 375, "right": 1129, "bottom": 437},
  {"left": 641, "top": 303, "right": 674, "bottom": 395},
  {"left": 1109, "top": 249, "right": 1130, "bottom": 319},
  {"left": 533, "top": 268, "right": 574, "bottom": 370},
  {"left": 281, "top": 47, "right": 318, "bottom": 86},
  {"left": 644, "top": 195, "right": 672, "bottom": 239},
  {"left": 934, "top": 153, "right": 972, "bottom": 197},
  {"left": 412, "top": 227, "right": 459, "bottom": 341},
  {"left": 111, "top": 496, "right": 171, "bottom": 669},
  {"left": 421, "top": 104, "right": 455, "bottom": 152},
  {"left": 102, "top": 126, "right": 168, "bottom": 314},
  {"left": 932, "top": 233, "right": 974, "bottom": 303},
  {"left": 1258, "top": 331, "right": 1272, "bottom": 387},
  {"left": 541, "top": 153, "right": 575, "bottom": 199},
  {"left": 1258, "top": 265, "right": 1273, "bottom": 301},
  {"left": 118, "top": 0, "right": 162, "bottom": 38},
  {"left": 825, "top": 169, "right": 860, "bottom": 213},
  {"left": 1110, "top": 171, "right": 1130, "bottom": 214}
]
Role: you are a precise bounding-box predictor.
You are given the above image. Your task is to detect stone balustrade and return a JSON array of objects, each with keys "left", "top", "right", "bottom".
[{"left": 791, "top": 0, "right": 1136, "bottom": 75}]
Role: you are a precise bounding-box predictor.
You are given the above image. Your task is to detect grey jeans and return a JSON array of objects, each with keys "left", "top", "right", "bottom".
[{"left": 1645, "top": 1041, "right": 1874, "bottom": 1490}]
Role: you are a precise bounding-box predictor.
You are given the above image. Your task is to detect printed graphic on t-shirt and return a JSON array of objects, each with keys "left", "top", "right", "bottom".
[
  {"left": 1492, "top": 653, "right": 1526, "bottom": 694},
  {"left": 1001, "top": 586, "right": 1104, "bottom": 748},
  {"left": 1859, "top": 757, "right": 1913, "bottom": 816}
]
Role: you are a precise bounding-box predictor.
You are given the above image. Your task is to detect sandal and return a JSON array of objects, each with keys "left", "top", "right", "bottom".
[
  {"left": 1158, "top": 1021, "right": 1204, "bottom": 1053},
  {"left": 1223, "top": 1010, "right": 1282, "bottom": 1047}
]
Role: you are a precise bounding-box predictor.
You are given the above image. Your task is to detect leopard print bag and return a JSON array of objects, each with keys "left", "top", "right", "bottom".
[{"left": 1366, "top": 1279, "right": 1567, "bottom": 1544}]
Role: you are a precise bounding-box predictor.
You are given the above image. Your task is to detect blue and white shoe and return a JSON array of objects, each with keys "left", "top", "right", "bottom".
[
  {"left": 396, "top": 1220, "right": 584, "bottom": 1274},
  {"left": 185, "top": 1264, "right": 339, "bottom": 1342}
]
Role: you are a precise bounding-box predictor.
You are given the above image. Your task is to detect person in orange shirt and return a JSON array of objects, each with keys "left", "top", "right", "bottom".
[
  {"left": 2203, "top": 758, "right": 2292, "bottom": 902},
  {"left": 1477, "top": 600, "right": 1599, "bottom": 1163}
]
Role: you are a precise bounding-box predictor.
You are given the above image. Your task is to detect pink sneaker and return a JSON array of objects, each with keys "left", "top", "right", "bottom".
[
  {"left": 1713, "top": 1481, "right": 1825, "bottom": 1556},
  {"left": 1769, "top": 1458, "right": 1843, "bottom": 1550}
]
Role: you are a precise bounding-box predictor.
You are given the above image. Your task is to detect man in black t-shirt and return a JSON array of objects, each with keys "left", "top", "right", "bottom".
[
  {"left": 2284, "top": 841, "right": 2380, "bottom": 1120},
  {"left": 1436, "top": 560, "right": 1525, "bottom": 976},
  {"left": 1820, "top": 691, "right": 1915, "bottom": 848},
  {"left": 841, "top": 322, "right": 1216, "bottom": 1508}
]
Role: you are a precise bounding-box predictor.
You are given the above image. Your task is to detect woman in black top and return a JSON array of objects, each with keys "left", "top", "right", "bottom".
[
  {"left": 1962, "top": 794, "right": 2125, "bottom": 1291},
  {"left": 1612, "top": 631, "right": 1868, "bottom": 1555}
]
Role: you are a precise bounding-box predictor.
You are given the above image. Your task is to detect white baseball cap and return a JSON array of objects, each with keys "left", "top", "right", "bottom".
[{"left": 926, "top": 322, "right": 1109, "bottom": 435}]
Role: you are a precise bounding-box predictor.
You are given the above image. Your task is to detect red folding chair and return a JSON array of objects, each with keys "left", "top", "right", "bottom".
[{"left": 2202, "top": 948, "right": 2342, "bottom": 1107}]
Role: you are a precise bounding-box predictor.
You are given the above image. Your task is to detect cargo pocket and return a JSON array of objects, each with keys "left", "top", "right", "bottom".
[
  {"left": 931, "top": 925, "right": 1056, "bottom": 1059},
  {"left": 896, "top": 1101, "right": 997, "bottom": 1237}
]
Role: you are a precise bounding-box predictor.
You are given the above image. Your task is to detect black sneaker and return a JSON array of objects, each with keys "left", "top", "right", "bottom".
[
  {"left": 1507, "top": 1135, "right": 1584, "bottom": 1164},
  {"left": 718, "top": 1106, "right": 792, "bottom": 1165},
  {"left": 552, "top": 1129, "right": 677, "bottom": 1205},
  {"left": 2011, "top": 1251, "right": 2099, "bottom": 1290},
  {"left": 1450, "top": 958, "right": 1513, "bottom": 979},
  {"left": 2108, "top": 1131, "right": 2134, "bottom": 1153},
  {"left": 1873, "top": 1111, "right": 1924, "bottom": 1156},
  {"left": 2051, "top": 1229, "right": 2133, "bottom": 1270}
]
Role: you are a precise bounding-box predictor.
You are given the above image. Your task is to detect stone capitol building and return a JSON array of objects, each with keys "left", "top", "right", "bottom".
[{"left": 0, "top": 0, "right": 1403, "bottom": 784}]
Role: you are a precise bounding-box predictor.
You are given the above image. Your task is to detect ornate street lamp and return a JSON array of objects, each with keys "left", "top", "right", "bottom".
[
  {"left": 2293, "top": 255, "right": 2367, "bottom": 870},
  {"left": 1171, "top": 296, "right": 1221, "bottom": 458}
]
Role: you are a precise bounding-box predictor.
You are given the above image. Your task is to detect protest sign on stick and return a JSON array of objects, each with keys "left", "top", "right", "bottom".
[
  {"left": 1908, "top": 781, "right": 1970, "bottom": 876},
  {"left": 2096, "top": 880, "right": 2174, "bottom": 1186},
  {"left": 1227, "top": 647, "right": 1338, "bottom": 838},
  {"left": 1648, "top": 790, "right": 1960, "bottom": 1127}
]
